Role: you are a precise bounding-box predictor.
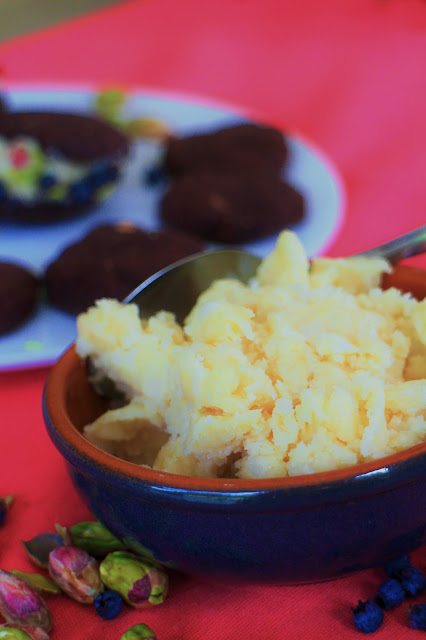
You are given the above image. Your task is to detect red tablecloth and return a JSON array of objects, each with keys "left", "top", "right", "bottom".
[{"left": 0, "top": 1, "right": 425, "bottom": 638}]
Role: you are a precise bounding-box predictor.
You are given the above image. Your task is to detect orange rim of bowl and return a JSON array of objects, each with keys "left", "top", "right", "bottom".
[{"left": 44, "top": 264, "right": 426, "bottom": 493}]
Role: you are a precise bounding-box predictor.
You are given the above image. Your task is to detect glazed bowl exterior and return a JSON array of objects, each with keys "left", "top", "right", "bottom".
[{"left": 42, "top": 264, "right": 426, "bottom": 584}]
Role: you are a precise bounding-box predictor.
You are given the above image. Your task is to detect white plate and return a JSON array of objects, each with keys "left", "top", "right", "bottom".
[{"left": 0, "top": 85, "right": 345, "bottom": 370}]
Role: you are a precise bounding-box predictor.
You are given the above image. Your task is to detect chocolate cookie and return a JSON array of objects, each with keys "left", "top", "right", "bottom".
[
  {"left": 0, "top": 111, "right": 129, "bottom": 161},
  {"left": 160, "top": 171, "right": 305, "bottom": 243},
  {"left": 45, "top": 223, "right": 205, "bottom": 315},
  {"left": 0, "top": 111, "right": 129, "bottom": 223},
  {"left": 0, "top": 262, "right": 39, "bottom": 335},
  {"left": 0, "top": 95, "right": 7, "bottom": 115},
  {"left": 164, "top": 123, "right": 288, "bottom": 177}
]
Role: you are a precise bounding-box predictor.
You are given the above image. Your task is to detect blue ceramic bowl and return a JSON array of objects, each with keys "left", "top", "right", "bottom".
[{"left": 42, "top": 264, "right": 426, "bottom": 584}]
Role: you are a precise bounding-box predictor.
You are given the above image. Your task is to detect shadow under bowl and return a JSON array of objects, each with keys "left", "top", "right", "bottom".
[{"left": 42, "top": 264, "right": 426, "bottom": 584}]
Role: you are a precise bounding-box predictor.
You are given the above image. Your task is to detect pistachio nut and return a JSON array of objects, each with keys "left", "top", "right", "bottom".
[
  {"left": 120, "top": 623, "right": 157, "bottom": 640},
  {"left": 0, "top": 570, "right": 52, "bottom": 631},
  {"left": 99, "top": 551, "right": 168, "bottom": 608},
  {"left": 48, "top": 546, "right": 103, "bottom": 604}
]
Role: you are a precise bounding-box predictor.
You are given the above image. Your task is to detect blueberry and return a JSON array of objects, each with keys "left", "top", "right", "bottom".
[
  {"left": 144, "top": 165, "right": 166, "bottom": 187},
  {"left": 88, "top": 164, "right": 119, "bottom": 188},
  {"left": 103, "top": 164, "right": 119, "bottom": 182},
  {"left": 384, "top": 555, "right": 412, "bottom": 578},
  {"left": 408, "top": 604, "right": 426, "bottom": 630},
  {"left": 375, "top": 578, "right": 405, "bottom": 610},
  {"left": 69, "top": 180, "right": 93, "bottom": 204},
  {"left": 39, "top": 173, "right": 57, "bottom": 189},
  {"left": 352, "top": 599, "right": 384, "bottom": 633},
  {"left": 94, "top": 589, "right": 123, "bottom": 620},
  {"left": 397, "top": 567, "right": 426, "bottom": 597}
]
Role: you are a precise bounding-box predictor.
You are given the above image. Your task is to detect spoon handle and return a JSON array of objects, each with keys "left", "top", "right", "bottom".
[{"left": 356, "top": 225, "right": 426, "bottom": 263}]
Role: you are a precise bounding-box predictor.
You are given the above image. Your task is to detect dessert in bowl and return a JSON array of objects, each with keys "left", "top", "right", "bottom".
[{"left": 43, "top": 232, "right": 426, "bottom": 584}]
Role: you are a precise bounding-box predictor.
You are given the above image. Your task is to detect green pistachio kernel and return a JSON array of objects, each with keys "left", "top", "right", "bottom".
[
  {"left": 47, "top": 183, "right": 67, "bottom": 201},
  {"left": 95, "top": 88, "right": 127, "bottom": 123},
  {"left": 120, "top": 623, "right": 157, "bottom": 640},
  {"left": 70, "top": 521, "right": 125, "bottom": 556},
  {"left": 9, "top": 571, "right": 61, "bottom": 596},
  {"left": 94, "top": 184, "right": 114, "bottom": 203},
  {"left": 0, "top": 629, "right": 32, "bottom": 640},
  {"left": 99, "top": 551, "right": 168, "bottom": 608}
]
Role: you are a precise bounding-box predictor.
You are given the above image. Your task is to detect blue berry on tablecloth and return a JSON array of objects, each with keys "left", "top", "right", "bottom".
[
  {"left": 408, "top": 604, "right": 426, "bottom": 630},
  {"left": 397, "top": 567, "right": 426, "bottom": 597},
  {"left": 375, "top": 578, "right": 405, "bottom": 610},
  {"left": 352, "top": 599, "right": 384, "bottom": 633},
  {"left": 94, "top": 589, "right": 123, "bottom": 620}
]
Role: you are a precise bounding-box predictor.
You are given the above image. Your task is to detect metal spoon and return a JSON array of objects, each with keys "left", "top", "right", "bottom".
[{"left": 124, "top": 225, "right": 426, "bottom": 324}]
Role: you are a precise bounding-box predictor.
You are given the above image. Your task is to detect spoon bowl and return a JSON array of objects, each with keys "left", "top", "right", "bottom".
[{"left": 123, "top": 249, "right": 260, "bottom": 324}]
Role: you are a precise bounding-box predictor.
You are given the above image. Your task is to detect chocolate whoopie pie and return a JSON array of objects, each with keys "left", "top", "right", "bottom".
[
  {"left": 160, "top": 171, "right": 305, "bottom": 244},
  {"left": 164, "top": 123, "right": 288, "bottom": 177},
  {"left": 0, "top": 111, "right": 129, "bottom": 223},
  {"left": 45, "top": 223, "right": 205, "bottom": 315},
  {"left": 0, "top": 262, "right": 39, "bottom": 335}
]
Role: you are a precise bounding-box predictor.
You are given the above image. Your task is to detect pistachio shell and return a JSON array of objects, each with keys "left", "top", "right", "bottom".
[
  {"left": 22, "top": 533, "right": 64, "bottom": 569},
  {"left": 0, "top": 626, "right": 49, "bottom": 640},
  {"left": 70, "top": 521, "right": 125, "bottom": 556},
  {"left": 48, "top": 546, "right": 103, "bottom": 604},
  {"left": 94, "top": 88, "right": 127, "bottom": 122},
  {"left": 0, "top": 629, "right": 32, "bottom": 640},
  {"left": 54, "top": 524, "right": 72, "bottom": 547},
  {"left": 99, "top": 551, "right": 168, "bottom": 608},
  {"left": 13, "top": 628, "right": 49, "bottom": 640},
  {"left": 0, "top": 496, "right": 14, "bottom": 526},
  {"left": 120, "top": 623, "right": 157, "bottom": 640},
  {"left": 0, "top": 570, "right": 53, "bottom": 631},
  {"left": 9, "top": 571, "right": 61, "bottom": 596}
]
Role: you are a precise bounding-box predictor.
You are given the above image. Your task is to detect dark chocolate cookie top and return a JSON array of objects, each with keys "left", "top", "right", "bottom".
[
  {"left": 45, "top": 223, "right": 205, "bottom": 315},
  {"left": 0, "top": 111, "right": 129, "bottom": 161},
  {"left": 164, "top": 123, "right": 288, "bottom": 177},
  {"left": 160, "top": 171, "right": 305, "bottom": 244},
  {"left": 0, "top": 262, "right": 39, "bottom": 335}
]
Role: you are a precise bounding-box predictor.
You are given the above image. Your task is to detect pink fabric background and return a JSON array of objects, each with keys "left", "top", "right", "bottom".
[{"left": 0, "top": 0, "right": 425, "bottom": 638}]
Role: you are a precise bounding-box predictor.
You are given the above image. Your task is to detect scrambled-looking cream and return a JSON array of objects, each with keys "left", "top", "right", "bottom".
[{"left": 76, "top": 231, "right": 426, "bottom": 478}]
